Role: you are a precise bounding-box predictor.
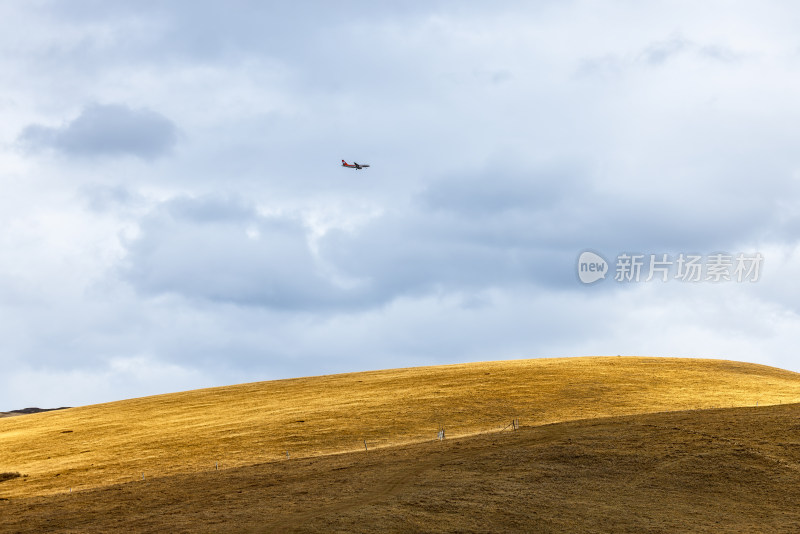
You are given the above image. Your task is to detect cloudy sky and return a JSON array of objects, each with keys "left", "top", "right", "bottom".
[{"left": 2, "top": 1, "right": 800, "bottom": 409}]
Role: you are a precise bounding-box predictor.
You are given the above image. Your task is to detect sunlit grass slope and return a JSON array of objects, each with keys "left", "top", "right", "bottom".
[{"left": 2, "top": 356, "right": 799, "bottom": 499}]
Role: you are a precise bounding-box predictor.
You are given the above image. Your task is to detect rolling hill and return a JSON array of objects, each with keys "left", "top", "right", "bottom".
[
  {"left": 3, "top": 403, "right": 800, "bottom": 532},
  {"left": 1, "top": 356, "right": 799, "bottom": 505}
]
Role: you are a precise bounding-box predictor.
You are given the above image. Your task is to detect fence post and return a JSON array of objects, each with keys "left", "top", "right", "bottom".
[{"left": 364, "top": 439, "right": 368, "bottom": 452}]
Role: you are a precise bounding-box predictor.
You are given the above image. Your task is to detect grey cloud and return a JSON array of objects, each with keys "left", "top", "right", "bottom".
[
  {"left": 121, "top": 154, "right": 795, "bottom": 312},
  {"left": 19, "top": 104, "right": 178, "bottom": 159},
  {"left": 321, "top": 218, "right": 561, "bottom": 300},
  {"left": 39, "top": 2, "right": 450, "bottom": 67},
  {"left": 166, "top": 195, "right": 260, "bottom": 224},
  {"left": 580, "top": 36, "right": 743, "bottom": 79},
  {"left": 642, "top": 36, "right": 690, "bottom": 65},
  {"left": 120, "top": 190, "right": 560, "bottom": 311},
  {"left": 643, "top": 37, "right": 743, "bottom": 65},
  {"left": 81, "top": 184, "right": 145, "bottom": 213},
  {"left": 698, "top": 45, "right": 742, "bottom": 63},
  {"left": 322, "top": 160, "right": 796, "bottom": 297},
  {"left": 416, "top": 161, "right": 776, "bottom": 253},
  {"left": 575, "top": 55, "right": 625, "bottom": 79},
  {"left": 419, "top": 167, "right": 571, "bottom": 217},
  {"left": 121, "top": 196, "right": 372, "bottom": 310}
]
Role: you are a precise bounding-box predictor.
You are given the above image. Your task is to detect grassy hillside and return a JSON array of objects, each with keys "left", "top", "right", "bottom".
[
  {"left": 1, "top": 356, "right": 799, "bottom": 500},
  {"left": 3, "top": 403, "right": 800, "bottom": 533}
]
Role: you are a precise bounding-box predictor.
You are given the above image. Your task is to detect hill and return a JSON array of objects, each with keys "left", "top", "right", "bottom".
[
  {"left": 1, "top": 356, "right": 799, "bottom": 502},
  {"left": 2, "top": 403, "right": 800, "bottom": 532},
  {"left": 0, "top": 407, "right": 71, "bottom": 419}
]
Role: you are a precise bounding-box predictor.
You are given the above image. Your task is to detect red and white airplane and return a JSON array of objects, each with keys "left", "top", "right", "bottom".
[{"left": 341, "top": 160, "right": 370, "bottom": 170}]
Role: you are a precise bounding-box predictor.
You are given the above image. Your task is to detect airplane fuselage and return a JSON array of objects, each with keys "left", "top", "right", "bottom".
[{"left": 342, "top": 160, "right": 369, "bottom": 169}]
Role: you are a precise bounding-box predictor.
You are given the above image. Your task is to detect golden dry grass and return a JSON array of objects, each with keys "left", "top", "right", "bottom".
[
  {"left": 2, "top": 403, "right": 800, "bottom": 533},
  {"left": 1, "top": 356, "right": 799, "bottom": 502}
]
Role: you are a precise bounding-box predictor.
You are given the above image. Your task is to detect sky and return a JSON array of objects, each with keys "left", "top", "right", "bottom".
[{"left": 2, "top": 1, "right": 800, "bottom": 409}]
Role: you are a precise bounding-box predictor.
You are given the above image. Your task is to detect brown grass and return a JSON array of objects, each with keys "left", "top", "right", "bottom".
[
  {"left": 0, "top": 356, "right": 799, "bottom": 503},
  {"left": 1, "top": 403, "right": 799, "bottom": 533}
]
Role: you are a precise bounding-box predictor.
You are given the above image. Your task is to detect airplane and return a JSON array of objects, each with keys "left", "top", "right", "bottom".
[{"left": 342, "top": 160, "right": 370, "bottom": 170}]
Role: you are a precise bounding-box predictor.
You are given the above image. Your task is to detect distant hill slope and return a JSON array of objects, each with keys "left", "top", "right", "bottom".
[
  {"left": 1, "top": 356, "right": 799, "bottom": 499},
  {"left": 0, "top": 407, "right": 71, "bottom": 418}
]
